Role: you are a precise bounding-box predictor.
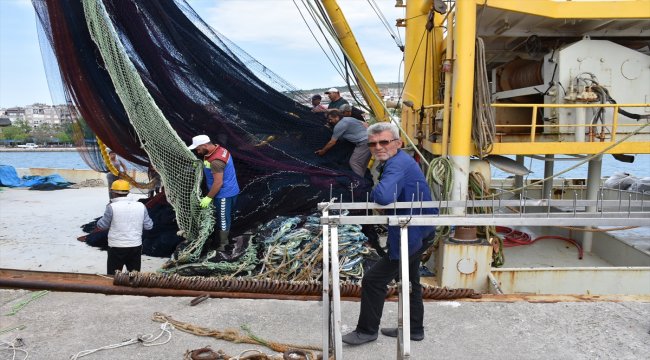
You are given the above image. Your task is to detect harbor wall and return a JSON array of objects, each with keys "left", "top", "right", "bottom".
[{"left": 15, "top": 168, "right": 149, "bottom": 185}]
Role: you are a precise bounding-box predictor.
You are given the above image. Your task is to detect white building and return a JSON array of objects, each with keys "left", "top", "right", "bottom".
[{"left": 1, "top": 104, "right": 74, "bottom": 127}]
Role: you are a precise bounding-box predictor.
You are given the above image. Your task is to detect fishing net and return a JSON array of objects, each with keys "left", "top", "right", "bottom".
[{"left": 34, "top": 0, "right": 371, "bottom": 270}]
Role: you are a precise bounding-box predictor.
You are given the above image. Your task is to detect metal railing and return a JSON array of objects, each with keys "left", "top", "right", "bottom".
[
  {"left": 319, "top": 197, "right": 650, "bottom": 359},
  {"left": 492, "top": 103, "right": 650, "bottom": 143},
  {"left": 406, "top": 102, "right": 649, "bottom": 147}
]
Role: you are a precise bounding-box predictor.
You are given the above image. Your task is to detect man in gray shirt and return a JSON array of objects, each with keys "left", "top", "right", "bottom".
[{"left": 315, "top": 109, "right": 371, "bottom": 177}]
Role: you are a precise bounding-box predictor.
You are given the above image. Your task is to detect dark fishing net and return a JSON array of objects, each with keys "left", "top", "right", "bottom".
[{"left": 33, "top": 0, "right": 371, "bottom": 258}]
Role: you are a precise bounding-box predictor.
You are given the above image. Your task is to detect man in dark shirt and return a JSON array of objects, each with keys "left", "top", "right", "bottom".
[{"left": 325, "top": 87, "right": 348, "bottom": 110}]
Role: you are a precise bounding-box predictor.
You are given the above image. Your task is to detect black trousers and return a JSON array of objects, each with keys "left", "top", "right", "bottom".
[
  {"left": 356, "top": 245, "right": 426, "bottom": 335},
  {"left": 107, "top": 245, "right": 142, "bottom": 275}
]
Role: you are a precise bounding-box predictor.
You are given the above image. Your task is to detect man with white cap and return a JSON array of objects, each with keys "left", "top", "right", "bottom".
[
  {"left": 188, "top": 134, "right": 240, "bottom": 257},
  {"left": 325, "top": 87, "right": 349, "bottom": 110}
]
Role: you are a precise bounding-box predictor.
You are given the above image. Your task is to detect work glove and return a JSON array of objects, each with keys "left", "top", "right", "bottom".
[
  {"left": 200, "top": 196, "right": 213, "bottom": 208},
  {"left": 203, "top": 160, "right": 210, "bottom": 168}
]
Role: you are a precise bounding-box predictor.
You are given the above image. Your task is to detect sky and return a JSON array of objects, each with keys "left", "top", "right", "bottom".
[{"left": 0, "top": 0, "right": 405, "bottom": 108}]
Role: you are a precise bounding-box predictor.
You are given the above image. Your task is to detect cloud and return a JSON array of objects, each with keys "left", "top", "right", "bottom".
[{"left": 187, "top": 0, "right": 406, "bottom": 87}]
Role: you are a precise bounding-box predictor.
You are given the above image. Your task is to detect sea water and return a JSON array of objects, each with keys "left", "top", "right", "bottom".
[
  {"left": 1, "top": 150, "right": 649, "bottom": 178},
  {"left": 0, "top": 151, "right": 91, "bottom": 170},
  {"left": 491, "top": 154, "right": 650, "bottom": 179}
]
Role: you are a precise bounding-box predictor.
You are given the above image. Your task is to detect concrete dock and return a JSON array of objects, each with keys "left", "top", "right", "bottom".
[{"left": 1, "top": 187, "right": 649, "bottom": 359}]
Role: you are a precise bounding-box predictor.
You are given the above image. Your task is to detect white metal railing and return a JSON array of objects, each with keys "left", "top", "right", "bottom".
[{"left": 319, "top": 198, "right": 650, "bottom": 359}]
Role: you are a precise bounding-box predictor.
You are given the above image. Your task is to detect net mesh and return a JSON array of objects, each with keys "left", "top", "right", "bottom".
[
  {"left": 34, "top": 0, "right": 370, "bottom": 270},
  {"left": 82, "top": 0, "right": 213, "bottom": 263}
]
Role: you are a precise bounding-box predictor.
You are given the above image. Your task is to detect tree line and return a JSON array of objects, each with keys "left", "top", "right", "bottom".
[{"left": 0, "top": 120, "right": 73, "bottom": 145}]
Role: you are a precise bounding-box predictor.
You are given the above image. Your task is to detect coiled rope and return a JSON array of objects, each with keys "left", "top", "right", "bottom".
[
  {"left": 0, "top": 338, "right": 28, "bottom": 360},
  {"left": 472, "top": 37, "right": 496, "bottom": 158},
  {"left": 468, "top": 172, "right": 504, "bottom": 267}
]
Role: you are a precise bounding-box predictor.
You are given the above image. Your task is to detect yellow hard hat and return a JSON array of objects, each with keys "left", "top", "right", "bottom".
[{"left": 111, "top": 179, "right": 131, "bottom": 192}]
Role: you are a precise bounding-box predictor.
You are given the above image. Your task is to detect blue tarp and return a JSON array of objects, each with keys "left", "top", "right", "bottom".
[{"left": 0, "top": 165, "right": 74, "bottom": 189}]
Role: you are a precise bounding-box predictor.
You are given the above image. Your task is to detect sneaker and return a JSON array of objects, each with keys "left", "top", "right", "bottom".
[
  {"left": 380, "top": 327, "right": 424, "bottom": 341},
  {"left": 341, "top": 330, "right": 378, "bottom": 345}
]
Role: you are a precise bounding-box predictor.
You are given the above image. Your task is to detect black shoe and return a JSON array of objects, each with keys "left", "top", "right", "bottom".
[
  {"left": 341, "top": 330, "right": 378, "bottom": 345},
  {"left": 380, "top": 327, "right": 424, "bottom": 341}
]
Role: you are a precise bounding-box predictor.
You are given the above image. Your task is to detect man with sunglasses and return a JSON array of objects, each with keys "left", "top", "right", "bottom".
[
  {"left": 315, "top": 109, "right": 371, "bottom": 177},
  {"left": 342, "top": 122, "right": 436, "bottom": 346}
]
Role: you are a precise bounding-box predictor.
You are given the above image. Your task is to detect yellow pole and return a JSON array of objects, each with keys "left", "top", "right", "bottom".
[
  {"left": 449, "top": 0, "right": 477, "bottom": 213},
  {"left": 402, "top": 0, "right": 434, "bottom": 126},
  {"left": 441, "top": 10, "right": 454, "bottom": 157},
  {"left": 321, "top": 0, "right": 387, "bottom": 121}
]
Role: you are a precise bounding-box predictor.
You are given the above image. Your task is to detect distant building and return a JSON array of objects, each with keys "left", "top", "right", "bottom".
[
  {"left": 2, "top": 107, "right": 26, "bottom": 124},
  {"left": 0, "top": 104, "right": 75, "bottom": 127},
  {"left": 24, "top": 103, "right": 61, "bottom": 127}
]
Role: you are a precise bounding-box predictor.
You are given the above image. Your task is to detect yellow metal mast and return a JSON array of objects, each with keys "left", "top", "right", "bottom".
[
  {"left": 401, "top": 0, "right": 439, "bottom": 147},
  {"left": 448, "top": 0, "right": 478, "bottom": 210},
  {"left": 320, "top": 0, "right": 388, "bottom": 121}
]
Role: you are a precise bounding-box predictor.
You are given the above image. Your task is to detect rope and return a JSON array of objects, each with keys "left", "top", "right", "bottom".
[
  {"left": 367, "top": 0, "right": 404, "bottom": 50},
  {"left": 0, "top": 338, "right": 28, "bottom": 360},
  {"left": 4, "top": 290, "right": 48, "bottom": 316},
  {"left": 163, "top": 215, "right": 368, "bottom": 280},
  {"left": 421, "top": 156, "right": 453, "bottom": 262},
  {"left": 472, "top": 37, "right": 496, "bottom": 158},
  {"left": 496, "top": 226, "right": 584, "bottom": 260},
  {"left": 468, "top": 172, "right": 504, "bottom": 267},
  {"left": 0, "top": 325, "right": 25, "bottom": 336},
  {"left": 183, "top": 347, "right": 322, "bottom": 360},
  {"left": 152, "top": 313, "right": 322, "bottom": 355},
  {"left": 69, "top": 322, "right": 174, "bottom": 359}
]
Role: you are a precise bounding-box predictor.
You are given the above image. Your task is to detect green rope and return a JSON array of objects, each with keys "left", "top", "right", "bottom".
[
  {"left": 240, "top": 325, "right": 270, "bottom": 348},
  {"left": 468, "top": 172, "right": 504, "bottom": 267},
  {"left": 5, "top": 290, "right": 49, "bottom": 316},
  {"left": 0, "top": 325, "right": 26, "bottom": 335}
]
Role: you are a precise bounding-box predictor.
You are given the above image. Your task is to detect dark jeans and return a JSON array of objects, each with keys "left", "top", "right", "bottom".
[
  {"left": 214, "top": 195, "right": 237, "bottom": 232},
  {"left": 356, "top": 245, "right": 426, "bottom": 335},
  {"left": 107, "top": 245, "right": 142, "bottom": 275},
  {"left": 106, "top": 173, "right": 118, "bottom": 199}
]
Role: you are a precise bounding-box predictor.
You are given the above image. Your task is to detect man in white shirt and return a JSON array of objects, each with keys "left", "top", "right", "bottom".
[{"left": 97, "top": 179, "right": 153, "bottom": 275}]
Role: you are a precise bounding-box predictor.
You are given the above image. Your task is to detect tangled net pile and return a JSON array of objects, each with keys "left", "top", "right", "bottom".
[
  {"left": 161, "top": 214, "right": 373, "bottom": 278},
  {"left": 34, "top": 0, "right": 371, "bottom": 270}
]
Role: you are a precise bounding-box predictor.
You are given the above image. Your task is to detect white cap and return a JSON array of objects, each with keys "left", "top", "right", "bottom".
[
  {"left": 325, "top": 87, "right": 339, "bottom": 94},
  {"left": 188, "top": 134, "right": 211, "bottom": 150}
]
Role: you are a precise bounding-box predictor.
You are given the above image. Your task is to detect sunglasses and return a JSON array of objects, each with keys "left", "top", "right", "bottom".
[{"left": 367, "top": 139, "right": 399, "bottom": 148}]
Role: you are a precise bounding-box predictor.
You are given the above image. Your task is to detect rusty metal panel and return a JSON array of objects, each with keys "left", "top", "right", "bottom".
[
  {"left": 438, "top": 241, "right": 493, "bottom": 292},
  {"left": 492, "top": 267, "right": 650, "bottom": 295}
]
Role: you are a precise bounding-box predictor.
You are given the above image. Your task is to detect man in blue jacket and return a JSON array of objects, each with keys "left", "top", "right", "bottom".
[{"left": 342, "top": 122, "right": 436, "bottom": 345}]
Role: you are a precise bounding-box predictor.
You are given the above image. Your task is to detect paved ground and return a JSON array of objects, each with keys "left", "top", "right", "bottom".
[
  {"left": 1, "top": 187, "right": 649, "bottom": 359},
  {"left": 1, "top": 289, "right": 649, "bottom": 359}
]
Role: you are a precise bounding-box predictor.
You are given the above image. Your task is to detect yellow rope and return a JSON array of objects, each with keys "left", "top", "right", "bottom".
[
  {"left": 97, "top": 136, "right": 157, "bottom": 190},
  {"left": 97, "top": 137, "right": 118, "bottom": 176}
]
